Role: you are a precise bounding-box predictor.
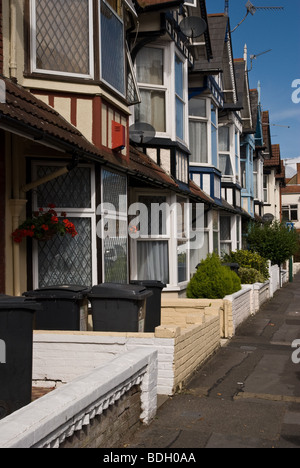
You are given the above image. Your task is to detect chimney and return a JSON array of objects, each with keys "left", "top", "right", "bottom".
[{"left": 297, "top": 163, "right": 300, "bottom": 185}]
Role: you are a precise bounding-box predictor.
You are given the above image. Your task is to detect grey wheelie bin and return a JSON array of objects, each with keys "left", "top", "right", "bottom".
[
  {"left": 130, "top": 280, "right": 166, "bottom": 332},
  {"left": 23, "top": 285, "right": 90, "bottom": 331},
  {"left": 88, "top": 283, "right": 153, "bottom": 332},
  {"left": 0, "top": 295, "right": 41, "bottom": 419}
]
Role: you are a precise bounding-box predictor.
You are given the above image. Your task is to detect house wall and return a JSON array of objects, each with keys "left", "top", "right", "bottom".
[{"left": 282, "top": 190, "right": 300, "bottom": 230}]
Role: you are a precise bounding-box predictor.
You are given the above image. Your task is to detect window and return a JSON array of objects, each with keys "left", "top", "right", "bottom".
[
  {"left": 175, "top": 150, "right": 189, "bottom": 184},
  {"left": 31, "top": 0, "right": 94, "bottom": 78},
  {"left": 263, "top": 175, "right": 268, "bottom": 203},
  {"left": 189, "top": 97, "right": 207, "bottom": 163},
  {"left": 177, "top": 197, "right": 189, "bottom": 283},
  {"left": 189, "top": 98, "right": 218, "bottom": 166},
  {"left": 219, "top": 126, "right": 233, "bottom": 176},
  {"left": 175, "top": 55, "right": 185, "bottom": 141},
  {"left": 282, "top": 205, "right": 298, "bottom": 222},
  {"left": 32, "top": 163, "right": 96, "bottom": 288},
  {"left": 190, "top": 208, "right": 209, "bottom": 276},
  {"left": 213, "top": 210, "right": 219, "bottom": 254},
  {"left": 240, "top": 145, "right": 247, "bottom": 189},
  {"left": 220, "top": 216, "right": 232, "bottom": 255},
  {"left": 100, "top": 169, "right": 128, "bottom": 283},
  {"left": 253, "top": 159, "right": 258, "bottom": 199},
  {"left": 30, "top": 0, "right": 126, "bottom": 96},
  {"left": 211, "top": 105, "right": 218, "bottom": 168},
  {"left": 135, "top": 47, "right": 166, "bottom": 133},
  {"left": 136, "top": 195, "right": 169, "bottom": 285},
  {"left": 100, "top": 0, "right": 125, "bottom": 95},
  {"left": 235, "top": 131, "right": 240, "bottom": 179}
]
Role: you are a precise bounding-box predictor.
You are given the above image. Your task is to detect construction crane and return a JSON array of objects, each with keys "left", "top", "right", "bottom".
[{"left": 225, "top": 1, "right": 284, "bottom": 32}]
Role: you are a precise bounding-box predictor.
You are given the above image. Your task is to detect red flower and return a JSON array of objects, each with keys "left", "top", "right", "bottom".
[
  {"left": 51, "top": 216, "right": 59, "bottom": 224},
  {"left": 48, "top": 203, "right": 56, "bottom": 209},
  {"left": 41, "top": 224, "right": 49, "bottom": 231}
]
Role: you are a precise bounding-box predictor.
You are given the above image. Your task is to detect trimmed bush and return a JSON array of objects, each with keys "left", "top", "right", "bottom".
[
  {"left": 187, "top": 253, "right": 241, "bottom": 299},
  {"left": 223, "top": 250, "right": 269, "bottom": 281},
  {"left": 238, "top": 267, "right": 266, "bottom": 285}
]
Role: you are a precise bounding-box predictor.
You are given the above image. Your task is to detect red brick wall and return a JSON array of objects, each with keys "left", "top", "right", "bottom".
[{"left": 0, "top": 130, "right": 5, "bottom": 293}]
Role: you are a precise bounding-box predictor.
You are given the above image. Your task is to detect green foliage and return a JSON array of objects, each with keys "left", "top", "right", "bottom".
[
  {"left": 238, "top": 267, "right": 266, "bottom": 284},
  {"left": 187, "top": 253, "right": 241, "bottom": 299},
  {"left": 246, "top": 221, "right": 300, "bottom": 266},
  {"left": 223, "top": 250, "right": 269, "bottom": 281}
]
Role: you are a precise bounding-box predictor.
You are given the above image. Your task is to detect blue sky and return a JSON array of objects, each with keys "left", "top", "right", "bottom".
[{"left": 206, "top": 0, "right": 300, "bottom": 159}]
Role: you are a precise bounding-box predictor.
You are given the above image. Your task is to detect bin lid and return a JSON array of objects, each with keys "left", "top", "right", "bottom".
[
  {"left": 0, "top": 295, "right": 42, "bottom": 311},
  {"left": 88, "top": 283, "right": 153, "bottom": 300},
  {"left": 23, "top": 285, "right": 91, "bottom": 300},
  {"left": 130, "top": 280, "right": 166, "bottom": 289}
]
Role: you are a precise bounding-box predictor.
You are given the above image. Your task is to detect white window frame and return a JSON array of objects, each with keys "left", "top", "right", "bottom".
[
  {"left": 31, "top": 161, "right": 97, "bottom": 288},
  {"left": 30, "top": 0, "right": 95, "bottom": 79}
]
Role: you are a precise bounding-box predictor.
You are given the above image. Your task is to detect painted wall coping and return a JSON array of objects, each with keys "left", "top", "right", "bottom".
[{"left": 0, "top": 348, "right": 158, "bottom": 448}]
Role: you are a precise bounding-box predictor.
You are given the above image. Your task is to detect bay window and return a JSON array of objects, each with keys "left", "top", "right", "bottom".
[{"left": 30, "top": 0, "right": 126, "bottom": 96}]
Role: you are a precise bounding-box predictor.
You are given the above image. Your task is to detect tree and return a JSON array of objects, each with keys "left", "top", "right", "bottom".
[{"left": 246, "top": 221, "right": 300, "bottom": 266}]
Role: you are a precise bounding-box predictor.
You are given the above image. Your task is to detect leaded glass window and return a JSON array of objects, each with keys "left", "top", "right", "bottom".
[
  {"left": 32, "top": 0, "right": 93, "bottom": 77},
  {"left": 100, "top": 0, "right": 125, "bottom": 95},
  {"left": 101, "top": 170, "right": 128, "bottom": 283}
]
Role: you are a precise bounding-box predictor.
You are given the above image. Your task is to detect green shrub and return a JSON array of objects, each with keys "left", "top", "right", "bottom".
[
  {"left": 223, "top": 250, "right": 269, "bottom": 281},
  {"left": 187, "top": 253, "right": 241, "bottom": 299},
  {"left": 238, "top": 267, "right": 266, "bottom": 284}
]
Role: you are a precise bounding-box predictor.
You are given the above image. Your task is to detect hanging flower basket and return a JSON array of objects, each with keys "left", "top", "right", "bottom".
[{"left": 12, "top": 204, "right": 78, "bottom": 244}]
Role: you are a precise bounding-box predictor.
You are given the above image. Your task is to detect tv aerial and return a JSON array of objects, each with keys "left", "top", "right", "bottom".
[
  {"left": 248, "top": 48, "right": 272, "bottom": 71},
  {"left": 230, "top": 1, "right": 284, "bottom": 33},
  {"left": 179, "top": 16, "right": 207, "bottom": 40},
  {"left": 129, "top": 122, "right": 156, "bottom": 145}
]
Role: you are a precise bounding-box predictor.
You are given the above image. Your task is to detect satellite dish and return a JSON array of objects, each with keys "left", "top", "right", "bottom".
[
  {"left": 263, "top": 213, "right": 274, "bottom": 223},
  {"left": 129, "top": 122, "right": 156, "bottom": 144},
  {"left": 179, "top": 16, "right": 207, "bottom": 39}
]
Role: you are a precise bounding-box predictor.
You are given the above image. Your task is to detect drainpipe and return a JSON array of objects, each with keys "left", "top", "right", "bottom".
[{"left": 9, "top": 0, "right": 17, "bottom": 80}]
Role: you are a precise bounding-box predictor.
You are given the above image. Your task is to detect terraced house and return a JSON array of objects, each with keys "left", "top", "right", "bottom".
[{"left": 0, "top": 0, "right": 280, "bottom": 299}]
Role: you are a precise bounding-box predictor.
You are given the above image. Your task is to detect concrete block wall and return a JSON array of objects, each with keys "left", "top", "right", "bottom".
[
  {"left": 224, "top": 286, "right": 252, "bottom": 336},
  {"left": 0, "top": 349, "right": 158, "bottom": 448}
]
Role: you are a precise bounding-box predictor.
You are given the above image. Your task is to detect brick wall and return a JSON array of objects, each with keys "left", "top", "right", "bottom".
[
  {"left": 0, "top": 129, "right": 5, "bottom": 294},
  {"left": 60, "top": 386, "right": 142, "bottom": 449}
]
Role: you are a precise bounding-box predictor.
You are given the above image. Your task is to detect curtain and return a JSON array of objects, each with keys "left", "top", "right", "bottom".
[
  {"left": 137, "top": 241, "right": 169, "bottom": 284},
  {"left": 189, "top": 121, "right": 207, "bottom": 163}
]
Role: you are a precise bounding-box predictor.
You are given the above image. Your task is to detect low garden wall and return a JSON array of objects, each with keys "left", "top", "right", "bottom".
[
  {"left": 32, "top": 311, "right": 220, "bottom": 397},
  {"left": 0, "top": 348, "right": 158, "bottom": 448}
]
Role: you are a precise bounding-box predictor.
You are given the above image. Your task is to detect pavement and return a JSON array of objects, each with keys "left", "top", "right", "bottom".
[{"left": 125, "top": 273, "right": 300, "bottom": 449}]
